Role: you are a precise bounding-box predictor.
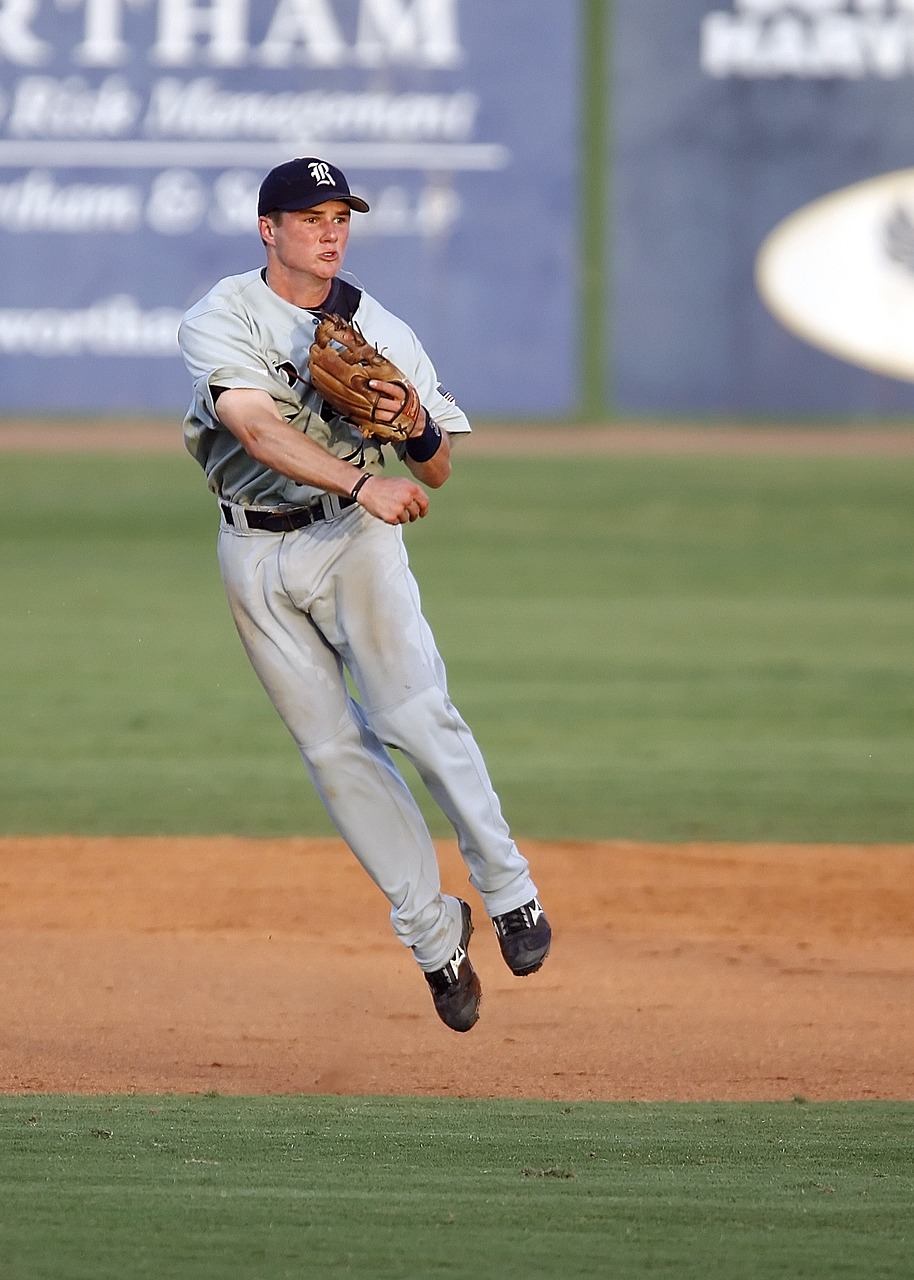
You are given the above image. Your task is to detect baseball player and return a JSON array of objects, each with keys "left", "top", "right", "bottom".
[{"left": 178, "top": 157, "right": 551, "bottom": 1032}]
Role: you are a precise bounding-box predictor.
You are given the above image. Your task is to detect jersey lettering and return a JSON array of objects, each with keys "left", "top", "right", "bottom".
[{"left": 275, "top": 358, "right": 302, "bottom": 386}]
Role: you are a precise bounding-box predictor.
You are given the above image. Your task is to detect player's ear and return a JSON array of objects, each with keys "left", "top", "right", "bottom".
[{"left": 259, "top": 214, "right": 277, "bottom": 245}]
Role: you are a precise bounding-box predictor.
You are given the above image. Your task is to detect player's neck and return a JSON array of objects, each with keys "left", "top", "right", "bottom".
[{"left": 264, "top": 265, "right": 333, "bottom": 310}]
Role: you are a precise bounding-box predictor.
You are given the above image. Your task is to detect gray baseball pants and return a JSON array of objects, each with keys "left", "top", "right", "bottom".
[{"left": 216, "top": 500, "right": 538, "bottom": 971}]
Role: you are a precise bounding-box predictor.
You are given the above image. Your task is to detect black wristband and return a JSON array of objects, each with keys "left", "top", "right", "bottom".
[
  {"left": 349, "top": 472, "right": 372, "bottom": 501},
  {"left": 405, "top": 414, "right": 443, "bottom": 462}
]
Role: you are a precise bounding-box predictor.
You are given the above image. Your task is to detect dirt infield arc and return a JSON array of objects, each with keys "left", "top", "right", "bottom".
[{"left": 1, "top": 837, "right": 911, "bottom": 1101}]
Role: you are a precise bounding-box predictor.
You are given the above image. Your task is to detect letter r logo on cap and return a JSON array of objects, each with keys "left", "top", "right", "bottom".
[{"left": 309, "top": 162, "right": 333, "bottom": 187}]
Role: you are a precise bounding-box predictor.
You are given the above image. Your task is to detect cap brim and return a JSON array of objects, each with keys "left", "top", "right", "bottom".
[{"left": 273, "top": 191, "right": 370, "bottom": 214}]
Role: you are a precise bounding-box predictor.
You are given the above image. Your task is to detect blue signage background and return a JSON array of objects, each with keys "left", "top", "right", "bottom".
[
  {"left": 0, "top": 0, "right": 578, "bottom": 416},
  {"left": 610, "top": 0, "right": 914, "bottom": 416}
]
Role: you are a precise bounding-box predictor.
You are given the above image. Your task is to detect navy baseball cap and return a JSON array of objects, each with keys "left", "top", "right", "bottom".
[{"left": 257, "top": 158, "right": 370, "bottom": 216}]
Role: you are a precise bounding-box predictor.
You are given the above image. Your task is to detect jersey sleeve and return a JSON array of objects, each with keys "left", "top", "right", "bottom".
[
  {"left": 352, "top": 295, "right": 472, "bottom": 438},
  {"left": 178, "top": 303, "right": 302, "bottom": 428}
]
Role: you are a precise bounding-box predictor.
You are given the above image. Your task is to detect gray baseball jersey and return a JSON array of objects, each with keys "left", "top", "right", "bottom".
[{"left": 179, "top": 269, "right": 471, "bottom": 509}]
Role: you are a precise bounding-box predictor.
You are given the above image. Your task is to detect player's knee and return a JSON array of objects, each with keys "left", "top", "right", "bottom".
[{"left": 370, "top": 685, "right": 463, "bottom": 753}]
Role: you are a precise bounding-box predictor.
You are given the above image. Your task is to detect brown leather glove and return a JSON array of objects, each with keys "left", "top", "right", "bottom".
[{"left": 308, "top": 315, "right": 422, "bottom": 442}]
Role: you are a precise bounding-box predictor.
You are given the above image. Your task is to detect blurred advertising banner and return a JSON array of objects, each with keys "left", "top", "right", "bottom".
[
  {"left": 0, "top": 0, "right": 578, "bottom": 416},
  {"left": 611, "top": 0, "right": 914, "bottom": 415}
]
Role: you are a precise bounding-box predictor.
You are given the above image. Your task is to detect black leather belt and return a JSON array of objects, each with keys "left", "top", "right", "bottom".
[{"left": 220, "top": 498, "right": 354, "bottom": 532}]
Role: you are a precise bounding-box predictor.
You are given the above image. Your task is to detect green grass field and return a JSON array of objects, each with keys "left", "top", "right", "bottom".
[
  {"left": 1, "top": 448, "right": 912, "bottom": 839},
  {"left": 2, "top": 1096, "right": 912, "bottom": 1279},
  {"left": 3, "top": 444, "right": 913, "bottom": 1278}
]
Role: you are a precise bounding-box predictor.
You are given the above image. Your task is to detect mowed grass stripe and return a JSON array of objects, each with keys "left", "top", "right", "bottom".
[
  {"left": 1, "top": 1096, "right": 912, "bottom": 1279},
  {"left": 1, "top": 451, "right": 912, "bottom": 839}
]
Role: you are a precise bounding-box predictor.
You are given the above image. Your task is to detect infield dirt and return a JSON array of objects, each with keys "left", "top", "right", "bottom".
[{"left": 1, "top": 836, "right": 911, "bottom": 1101}]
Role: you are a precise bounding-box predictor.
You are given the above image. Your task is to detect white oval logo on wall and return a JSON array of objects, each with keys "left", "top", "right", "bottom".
[{"left": 755, "top": 169, "right": 914, "bottom": 382}]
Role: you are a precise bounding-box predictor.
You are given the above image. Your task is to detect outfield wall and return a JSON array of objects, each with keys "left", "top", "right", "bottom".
[
  {"left": 2, "top": 0, "right": 914, "bottom": 418},
  {"left": 611, "top": 0, "right": 914, "bottom": 417},
  {"left": 0, "top": 0, "right": 578, "bottom": 417}
]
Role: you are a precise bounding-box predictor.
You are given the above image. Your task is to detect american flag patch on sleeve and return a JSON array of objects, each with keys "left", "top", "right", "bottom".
[{"left": 436, "top": 383, "right": 455, "bottom": 403}]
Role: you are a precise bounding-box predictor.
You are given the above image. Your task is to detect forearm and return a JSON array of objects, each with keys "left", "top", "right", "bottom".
[
  {"left": 216, "top": 388, "right": 362, "bottom": 497},
  {"left": 215, "top": 386, "right": 432, "bottom": 524}
]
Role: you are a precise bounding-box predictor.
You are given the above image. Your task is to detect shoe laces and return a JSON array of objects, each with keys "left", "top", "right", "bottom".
[{"left": 494, "top": 899, "right": 542, "bottom": 938}]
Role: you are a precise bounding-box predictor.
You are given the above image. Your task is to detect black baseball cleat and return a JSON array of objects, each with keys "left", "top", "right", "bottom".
[
  {"left": 492, "top": 898, "right": 552, "bottom": 976},
  {"left": 423, "top": 899, "right": 481, "bottom": 1033}
]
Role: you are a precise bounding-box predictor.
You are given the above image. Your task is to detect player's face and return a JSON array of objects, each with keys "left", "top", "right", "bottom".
[{"left": 261, "top": 200, "right": 352, "bottom": 285}]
